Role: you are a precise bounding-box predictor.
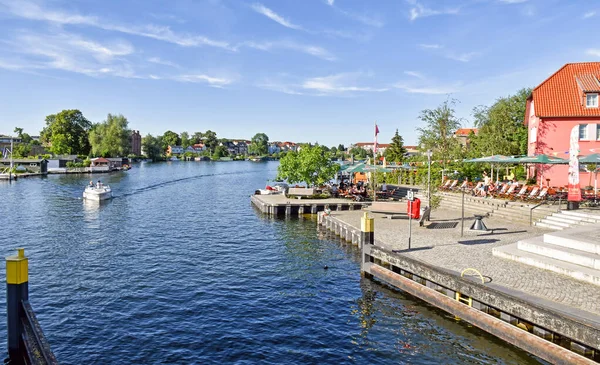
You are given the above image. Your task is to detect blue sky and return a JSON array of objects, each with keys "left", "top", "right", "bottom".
[{"left": 0, "top": 0, "right": 599, "bottom": 147}]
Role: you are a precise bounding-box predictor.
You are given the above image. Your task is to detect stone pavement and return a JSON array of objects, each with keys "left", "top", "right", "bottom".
[{"left": 328, "top": 207, "right": 600, "bottom": 318}]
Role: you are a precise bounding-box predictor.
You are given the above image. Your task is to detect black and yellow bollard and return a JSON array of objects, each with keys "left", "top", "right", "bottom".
[
  {"left": 360, "top": 212, "right": 374, "bottom": 277},
  {"left": 360, "top": 212, "right": 374, "bottom": 246},
  {"left": 6, "top": 248, "right": 28, "bottom": 361}
]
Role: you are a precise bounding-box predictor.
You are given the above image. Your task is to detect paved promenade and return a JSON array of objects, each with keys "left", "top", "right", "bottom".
[{"left": 328, "top": 207, "right": 600, "bottom": 320}]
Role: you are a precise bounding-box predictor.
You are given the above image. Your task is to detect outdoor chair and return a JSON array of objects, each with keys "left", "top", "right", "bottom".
[
  {"left": 471, "top": 182, "right": 483, "bottom": 196},
  {"left": 530, "top": 187, "right": 549, "bottom": 201},
  {"left": 509, "top": 185, "right": 528, "bottom": 200},
  {"left": 522, "top": 186, "right": 540, "bottom": 201},
  {"left": 497, "top": 184, "right": 517, "bottom": 199},
  {"left": 440, "top": 180, "right": 453, "bottom": 190},
  {"left": 453, "top": 180, "right": 469, "bottom": 191}
]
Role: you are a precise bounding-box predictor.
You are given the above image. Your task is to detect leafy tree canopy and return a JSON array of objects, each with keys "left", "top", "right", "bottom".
[
  {"left": 41, "top": 109, "right": 91, "bottom": 155},
  {"left": 89, "top": 113, "right": 131, "bottom": 157},
  {"left": 385, "top": 129, "right": 407, "bottom": 163},
  {"left": 162, "top": 130, "right": 181, "bottom": 151},
  {"left": 469, "top": 88, "right": 531, "bottom": 157},
  {"left": 417, "top": 98, "right": 462, "bottom": 167},
  {"left": 204, "top": 130, "right": 218, "bottom": 151},
  {"left": 249, "top": 133, "right": 269, "bottom": 156},
  {"left": 142, "top": 134, "right": 163, "bottom": 162},
  {"left": 276, "top": 145, "right": 339, "bottom": 187},
  {"left": 212, "top": 145, "right": 229, "bottom": 159},
  {"left": 181, "top": 132, "right": 191, "bottom": 148}
]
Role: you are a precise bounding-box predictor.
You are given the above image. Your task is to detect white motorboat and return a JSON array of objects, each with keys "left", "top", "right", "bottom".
[{"left": 83, "top": 183, "right": 113, "bottom": 201}]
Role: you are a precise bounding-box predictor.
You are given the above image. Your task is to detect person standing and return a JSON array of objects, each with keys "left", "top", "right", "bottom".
[{"left": 482, "top": 171, "right": 491, "bottom": 197}]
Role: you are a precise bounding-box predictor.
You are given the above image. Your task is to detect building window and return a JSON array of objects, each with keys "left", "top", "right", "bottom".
[
  {"left": 597, "top": 124, "right": 600, "bottom": 140},
  {"left": 587, "top": 93, "right": 599, "bottom": 108},
  {"left": 579, "top": 124, "right": 588, "bottom": 140}
]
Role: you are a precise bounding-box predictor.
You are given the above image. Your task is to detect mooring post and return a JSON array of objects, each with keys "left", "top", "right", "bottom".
[
  {"left": 6, "top": 248, "right": 29, "bottom": 361},
  {"left": 360, "top": 212, "right": 374, "bottom": 276}
]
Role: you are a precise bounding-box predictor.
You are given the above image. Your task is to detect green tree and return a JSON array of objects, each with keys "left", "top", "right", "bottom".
[
  {"left": 41, "top": 109, "right": 91, "bottom": 155},
  {"left": 212, "top": 145, "right": 229, "bottom": 159},
  {"left": 192, "top": 132, "right": 204, "bottom": 144},
  {"left": 88, "top": 114, "right": 131, "bottom": 157},
  {"left": 469, "top": 88, "right": 531, "bottom": 157},
  {"left": 162, "top": 130, "right": 181, "bottom": 151},
  {"left": 249, "top": 133, "right": 269, "bottom": 156},
  {"left": 385, "top": 129, "right": 407, "bottom": 163},
  {"left": 204, "top": 130, "right": 218, "bottom": 151},
  {"left": 276, "top": 145, "right": 339, "bottom": 187},
  {"left": 417, "top": 98, "right": 462, "bottom": 169},
  {"left": 181, "top": 132, "right": 191, "bottom": 148},
  {"left": 142, "top": 134, "right": 163, "bottom": 162},
  {"left": 14, "top": 127, "right": 23, "bottom": 138},
  {"left": 338, "top": 144, "right": 345, "bottom": 152}
]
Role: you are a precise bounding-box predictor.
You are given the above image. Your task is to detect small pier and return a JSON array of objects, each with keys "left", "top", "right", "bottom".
[
  {"left": 317, "top": 209, "right": 600, "bottom": 364},
  {"left": 251, "top": 194, "right": 370, "bottom": 216}
]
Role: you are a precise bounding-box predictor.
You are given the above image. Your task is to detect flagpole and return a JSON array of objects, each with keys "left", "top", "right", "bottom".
[{"left": 373, "top": 121, "right": 377, "bottom": 202}]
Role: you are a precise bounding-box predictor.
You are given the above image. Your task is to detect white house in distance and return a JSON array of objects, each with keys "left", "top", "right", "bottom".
[
  {"left": 350, "top": 142, "right": 390, "bottom": 154},
  {"left": 167, "top": 145, "right": 184, "bottom": 155}
]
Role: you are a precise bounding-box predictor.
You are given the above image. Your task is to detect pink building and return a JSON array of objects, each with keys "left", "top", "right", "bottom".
[{"left": 526, "top": 62, "right": 600, "bottom": 187}]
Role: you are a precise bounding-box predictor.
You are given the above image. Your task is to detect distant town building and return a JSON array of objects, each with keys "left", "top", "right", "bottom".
[
  {"left": 526, "top": 62, "right": 600, "bottom": 186},
  {"left": 351, "top": 142, "right": 390, "bottom": 154},
  {"left": 167, "top": 145, "right": 184, "bottom": 155},
  {"left": 131, "top": 130, "right": 142, "bottom": 156},
  {"left": 403, "top": 145, "right": 419, "bottom": 157},
  {"left": 454, "top": 128, "right": 478, "bottom": 147}
]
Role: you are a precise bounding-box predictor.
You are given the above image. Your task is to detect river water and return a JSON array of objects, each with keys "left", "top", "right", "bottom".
[{"left": 0, "top": 161, "right": 542, "bottom": 364}]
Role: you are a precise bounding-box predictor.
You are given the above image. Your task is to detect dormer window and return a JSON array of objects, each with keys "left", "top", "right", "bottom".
[{"left": 587, "top": 93, "right": 599, "bottom": 108}]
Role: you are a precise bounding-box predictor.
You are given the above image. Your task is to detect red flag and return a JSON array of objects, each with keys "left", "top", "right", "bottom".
[{"left": 375, "top": 124, "right": 379, "bottom": 135}]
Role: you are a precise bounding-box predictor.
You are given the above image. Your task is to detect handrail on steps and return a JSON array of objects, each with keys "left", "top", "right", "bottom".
[{"left": 529, "top": 201, "right": 546, "bottom": 226}]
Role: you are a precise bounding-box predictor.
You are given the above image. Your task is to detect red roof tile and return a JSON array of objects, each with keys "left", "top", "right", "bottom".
[
  {"left": 454, "top": 128, "right": 478, "bottom": 136},
  {"left": 533, "top": 62, "right": 600, "bottom": 117}
]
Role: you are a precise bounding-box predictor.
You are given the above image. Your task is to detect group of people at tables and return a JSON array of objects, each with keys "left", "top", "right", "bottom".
[{"left": 330, "top": 181, "right": 369, "bottom": 201}]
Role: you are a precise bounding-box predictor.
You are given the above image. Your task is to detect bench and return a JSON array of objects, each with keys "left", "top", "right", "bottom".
[{"left": 287, "top": 187, "right": 316, "bottom": 198}]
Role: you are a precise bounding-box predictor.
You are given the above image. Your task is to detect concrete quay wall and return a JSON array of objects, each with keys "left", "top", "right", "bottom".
[{"left": 319, "top": 213, "right": 600, "bottom": 364}]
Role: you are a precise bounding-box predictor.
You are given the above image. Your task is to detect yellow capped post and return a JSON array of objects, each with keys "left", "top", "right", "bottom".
[
  {"left": 6, "top": 248, "right": 30, "bottom": 360},
  {"left": 361, "top": 212, "right": 375, "bottom": 246},
  {"left": 6, "top": 248, "right": 28, "bottom": 285}
]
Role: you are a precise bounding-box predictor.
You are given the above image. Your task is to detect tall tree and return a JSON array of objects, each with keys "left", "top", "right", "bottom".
[
  {"left": 142, "top": 134, "right": 163, "bottom": 162},
  {"left": 88, "top": 114, "right": 131, "bottom": 157},
  {"left": 192, "top": 132, "right": 204, "bottom": 145},
  {"left": 417, "top": 98, "right": 462, "bottom": 167},
  {"left": 385, "top": 129, "right": 407, "bottom": 163},
  {"left": 338, "top": 144, "right": 345, "bottom": 152},
  {"left": 204, "top": 130, "right": 218, "bottom": 151},
  {"left": 181, "top": 132, "right": 191, "bottom": 148},
  {"left": 162, "top": 130, "right": 181, "bottom": 151},
  {"left": 14, "top": 127, "right": 23, "bottom": 138},
  {"left": 249, "top": 133, "right": 269, "bottom": 156},
  {"left": 276, "top": 145, "right": 339, "bottom": 187},
  {"left": 41, "top": 109, "right": 92, "bottom": 155},
  {"left": 469, "top": 88, "right": 531, "bottom": 157}
]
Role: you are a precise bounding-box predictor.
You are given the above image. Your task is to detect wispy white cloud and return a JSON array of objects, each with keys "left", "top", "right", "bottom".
[
  {"left": 419, "top": 43, "right": 442, "bottom": 49},
  {"left": 445, "top": 51, "right": 480, "bottom": 62},
  {"left": 404, "top": 71, "right": 425, "bottom": 79},
  {"left": 583, "top": 11, "right": 596, "bottom": 19},
  {"left": 302, "top": 73, "right": 388, "bottom": 94},
  {"left": 172, "top": 74, "right": 234, "bottom": 87},
  {"left": 250, "top": 3, "right": 303, "bottom": 30},
  {"left": 408, "top": 1, "right": 459, "bottom": 21},
  {"left": 498, "top": 0, "right": 528, "bottom": 4},
  {"left": 587, "top": 49, "right": 600, "bottom": 58},
  {"left": 0, "top": 0, "right": 234, "bottom": 50},
  {"left": 338, "top": 9, "right": 384, "bottom": 28},
  {"left": 148, "top": 57, "right": 180, "bottom": 68},
  {"left": 394, "top": 84, "right": 459, "bottom": 95},
  {"left": 326, "top": 0, "right": 335, "bottom": 6},
  {"left": 258, "top": 72, "right": 387, "bottom": 96},
  {"left": 243, "top": 41, "right": 336, "bottom": 61}
]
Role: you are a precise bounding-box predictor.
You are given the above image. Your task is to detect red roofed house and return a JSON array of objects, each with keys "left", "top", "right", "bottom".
[
  {"left": 526, "top": 62, "right": 600, "bottom": 187},
  {"left": 454, "top": 128, "right": 478, "bottom": 147}
]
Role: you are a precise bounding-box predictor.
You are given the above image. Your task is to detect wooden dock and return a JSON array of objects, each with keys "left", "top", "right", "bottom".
[{"left": 251, "top": 194, "right": 370, "bottom": 216}]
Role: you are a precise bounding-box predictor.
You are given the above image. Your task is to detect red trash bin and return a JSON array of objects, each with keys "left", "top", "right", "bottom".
[{"left": 407, "top": 198, "right": 421, "bottom": 219}]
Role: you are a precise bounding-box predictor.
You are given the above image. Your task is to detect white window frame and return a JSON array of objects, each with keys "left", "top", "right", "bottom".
[
  {"left": 597, "top": 124, "right": 600, "bottom": 140},
  {"left": 587, "top": 93, "right": 599, "bottom": 108},
  {"left": 579, "top": 124, "right": 588, "bottom": 140}
]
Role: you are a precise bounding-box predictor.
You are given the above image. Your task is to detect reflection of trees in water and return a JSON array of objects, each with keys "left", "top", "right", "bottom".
[{"left": 351, "top": 282, "right": 378, "bottom": 340}]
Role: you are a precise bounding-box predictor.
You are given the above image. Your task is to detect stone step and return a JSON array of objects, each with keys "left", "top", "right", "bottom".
[
  {"left": 543, "top": 215, "right": 579, "bottom": 225},
  {"left": 518, "top": 237, "right": 600, "bottom": 270},
  {"left": 536, "top": 219, "right": 571, "bottom": 228},
  {"left": 543, "top": 225, "right": 600, "bottom": 255},
  {"left": 534, "top": 222, "right": 564, "bottom": 230},
  {"left": 560, "top": 211, "right": 600, "bottom": 221},
  {"left": 493, "top": 243, "right": 600, "bottom": 286},
  {"left": 549, "top": 213, "right": 584, "bottom": 223}
]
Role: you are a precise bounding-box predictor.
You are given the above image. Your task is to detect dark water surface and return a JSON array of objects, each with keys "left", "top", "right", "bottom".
[{"left": 0, "top": 162, "right": 542, "bottom": 364}]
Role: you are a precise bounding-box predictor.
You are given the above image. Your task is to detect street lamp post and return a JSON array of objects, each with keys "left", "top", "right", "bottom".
[{"left": 427, "top": 150, "right": 432, "bottom": 201}]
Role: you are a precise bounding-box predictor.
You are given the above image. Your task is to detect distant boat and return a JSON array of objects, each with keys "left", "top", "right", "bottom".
[
  {"left": 83, "top": 182, "right": 112, "bottom": 201},
  {"left": 250, "top": 156, "right": 268, "bottom": 162}
]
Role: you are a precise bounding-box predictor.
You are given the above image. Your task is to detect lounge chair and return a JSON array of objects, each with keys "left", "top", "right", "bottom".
[
  {"left": 471, "top": 182, "right": 483, "bottom": 196},
  {"left": 497, "top": 184, "right": 517, "bottom": 199},
  {"left": 530, "top": 187, "right": 549, "bottom": 201},
  {"left": 522, "top": 186, "right": 540, "bottom": 201},
  {"left": 509, "top": 185, "right": 528, "bottom": 200},
  {"left": 440, "top": 180, "right": 453, "bottom": 190}
]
